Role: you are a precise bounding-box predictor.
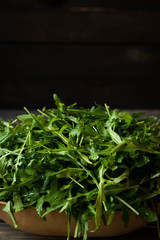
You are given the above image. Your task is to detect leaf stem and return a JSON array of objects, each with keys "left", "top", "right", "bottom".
[{"left": 115, "top": 196, "right": 139, "bottom": 215}]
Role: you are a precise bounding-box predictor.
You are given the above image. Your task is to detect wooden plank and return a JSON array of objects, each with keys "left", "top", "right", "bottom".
[
  {"left": 1, "top": 0, "right": 160, "bottom": 10},
  {"left": 0, "top": 222, "right": 159, "bottom": 240},
  {"left": 0, "top": 77, "right": 159, "bottom": 109},
  {"left": 0, "top": 222, "right": 64, "bottom": 240},
  {"left": 0, "top": 44, "right": 160, "bottom": 109},
  {"left": 68, "top": 0, "right": 160, "bottom": 9},
  {"left": 0, "top": 10, "right": 160, "bottom": 43},
  {"left": 1, "top": 45, "right": 160, "bottom": 78}
]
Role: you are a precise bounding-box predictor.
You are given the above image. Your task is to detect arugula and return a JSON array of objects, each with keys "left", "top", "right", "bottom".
[{"left": 0, "top": 94, "right": 160, "bottom": 239}]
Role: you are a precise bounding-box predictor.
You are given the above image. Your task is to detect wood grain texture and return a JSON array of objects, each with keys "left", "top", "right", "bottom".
[
  {"left": 0, "top": 43, "right": 160, "bottom": 109},
  {"left": 0, "top": 0, "right": 160, "bottom": 109},
  {"left": 0, "top": 221, "right": 159, "bottom": 240},
  {"left": 0, "top": 77, "right": 160, "bottom": 109},
  {"left": 1, "top": 45, "right": 159, "bottom": 78},
  {"left": 0, "top": 10, "right": 160, "bottom": 43},
  {"left": 1, "top": 0, "right": 160, "bottom": 10}
]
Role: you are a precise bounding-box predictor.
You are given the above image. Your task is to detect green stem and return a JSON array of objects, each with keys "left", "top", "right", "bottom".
[{"left": 115, "top": 196, "right": 139, "bottom": 215}]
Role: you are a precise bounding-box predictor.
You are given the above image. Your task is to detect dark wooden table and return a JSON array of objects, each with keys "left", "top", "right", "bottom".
[
  {"left": 1, "top": 0, "right": 160, "bottom": 110},
  {"left": 0, "top": 109, "right": 160, "bottom": 240},
  {"left": 0, "top": 219, "right": 159, "bottom": 240}
]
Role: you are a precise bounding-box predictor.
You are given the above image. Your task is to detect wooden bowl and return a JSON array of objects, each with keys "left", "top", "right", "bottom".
[{"left": 0, "top": 201, "right": 145, "bottom": 237}]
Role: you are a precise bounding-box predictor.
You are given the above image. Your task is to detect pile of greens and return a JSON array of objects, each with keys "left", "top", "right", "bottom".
[{"left": 0, "top": 94, "right": 160, "bottom": 239}]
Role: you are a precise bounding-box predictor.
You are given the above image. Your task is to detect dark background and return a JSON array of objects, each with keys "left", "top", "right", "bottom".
[{"left": 0, "top": 0, "right": 160, "bottom": 110}]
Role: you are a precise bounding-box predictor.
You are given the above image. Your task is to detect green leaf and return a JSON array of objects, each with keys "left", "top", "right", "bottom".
[
  {"left": 134, "top": 155, "right": 150, "bottom": 168},
  {"left": 84, "top": 125, "right": 97, "bottom": 137},
  {"left": 36, "top": 196, "right": 45, "bottom": 217},
  {"left": 53, "top": 94, "right": 67, "bottom": 113},
  {"left": 3, "top": 201, "right": 18, "bottom": 228},
  {"left": 0, "top": 94, "right": 160, "bottom": 239},
  {"left": 94, "top": 166, "right": 106, "bottom": 228},
  {"left": 56, "top": 168, "right": 84, "bottom": 178},
  {"left": 121, "top": 112, "right": 133, "bottom": 124},
  {"left": 138, "top": 205, "right": 158, "bottom": 222},
  {"left": 122, "top": 205, "right": 131, "bottom": 227},
  {"left": 108, "top": 126, "right": 122, "bottom": 144},
  {"left": 13, "top": 193, "right": 24, "bottom": 212}
]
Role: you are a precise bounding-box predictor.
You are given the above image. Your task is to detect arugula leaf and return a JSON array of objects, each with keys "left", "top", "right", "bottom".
[
  {"left": 2, "top": 201, "right": 18, "bottom": 228},
  {"left": 108, "top": 126, "right": 122, "bottom": 145},
  {"left": 0, "top": 94, "right": 160, "bottom": 239},
  {"left": 138, "top": 204, "right": 158, "bottom": 222}
]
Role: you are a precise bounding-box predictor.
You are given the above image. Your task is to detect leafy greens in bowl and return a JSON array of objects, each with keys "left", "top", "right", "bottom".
[{"left": 0, "top": 94, "right": 160, "bottom": 239}]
